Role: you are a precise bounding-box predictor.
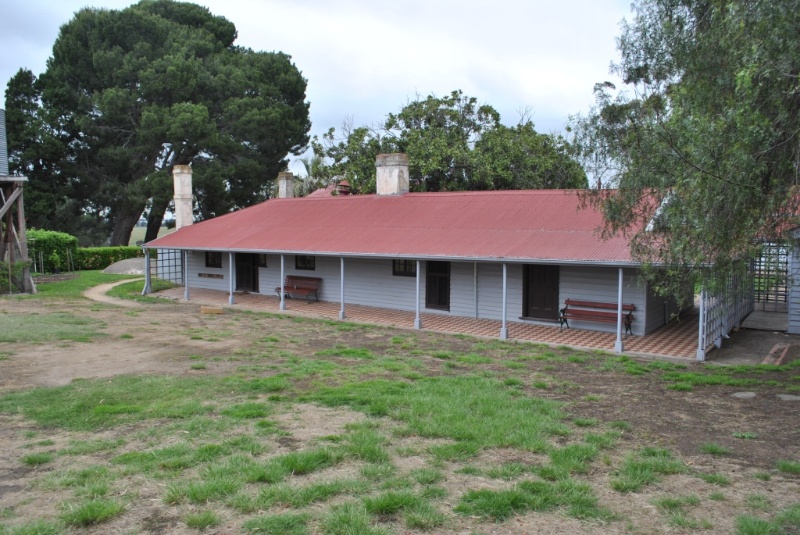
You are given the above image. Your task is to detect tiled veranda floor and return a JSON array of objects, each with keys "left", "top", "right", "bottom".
[{"left": 156, "top": 287, "right": 700, "bottom": 360}]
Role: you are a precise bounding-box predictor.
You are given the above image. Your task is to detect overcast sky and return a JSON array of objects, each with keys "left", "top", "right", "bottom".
[{"left": 0, "top": 0, "right": 632, "bottom": 173}]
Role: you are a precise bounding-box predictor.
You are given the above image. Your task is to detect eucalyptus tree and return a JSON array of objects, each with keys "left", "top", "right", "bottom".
[
  {"left": 571, "top": 0, "right": 800, "bottom": 297},
  {"left": 315, "top": 90, "right": 586, "bottom": 194},
  {"left": 7, "top": 0, "right": 310, "bottom": 245},
  {"left": 473, "top": 122, "right": 586, "bottom": 190}
]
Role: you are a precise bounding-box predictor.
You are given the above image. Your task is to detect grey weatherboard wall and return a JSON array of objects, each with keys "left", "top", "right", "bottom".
[
  {"left": 183, "top": 252, "right": 666, "bottom": 336},
  {"left": 0, "top": 109, "right": 9, "bottom": 175},
  {"left": 788, "top": 242, "right": 800, "bottom": 334}
]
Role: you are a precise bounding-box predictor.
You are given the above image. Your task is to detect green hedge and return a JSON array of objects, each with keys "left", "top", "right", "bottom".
[
  {"left": 28, "top": 229, "right": 79, "bottom": 273},
  {"left": 28, "top": 229, "right": 145, "bottom": 272},
  {"left": 74, "top": 247, "right": 144, "bottom": 271}
]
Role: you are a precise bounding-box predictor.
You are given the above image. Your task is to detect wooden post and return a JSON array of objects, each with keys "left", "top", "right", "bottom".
[
  {"left": 279, "top": 255, "right": 286, "bottom": 311},
  {"left": 474, "top": 262, "right": 478, "bottom": 319},
  {"left": 0, "top": 178, "right": 34, "bottom": 293},
  {"left": 142, "top": 249, "right": 152, "bottom": 295},
  {"left": 499, "top": 263, "right": 508, "bottom": 340},
  {"left": 183, "top": 250, "right": 190, "bottom": 301},
  {"left": 228, "top": 252, "right": 235, "bottom": 305},
  {"left": 696, "top": 288, "right": 706, "bottom": 362},
  {"left": 414, "top": 260, "right": 422, "bottom": 329},
  {"left": 614, "top": 267, "right": 624, "bottom": 353},
  {"left": 20, "top": 183, "right": 33, "bottom": 291},
  {"left": 339, "top": 256, "right": 346, "bottom": 320}
]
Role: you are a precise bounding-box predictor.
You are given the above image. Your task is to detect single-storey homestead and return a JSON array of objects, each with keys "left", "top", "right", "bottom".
[{"left": 143, "top": 154, "right": 751, "bottom": 359}]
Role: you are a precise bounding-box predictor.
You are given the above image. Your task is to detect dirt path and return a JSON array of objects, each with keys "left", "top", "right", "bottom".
[{"left": 81, "top": 278, "right": 145, "bottom": 307}]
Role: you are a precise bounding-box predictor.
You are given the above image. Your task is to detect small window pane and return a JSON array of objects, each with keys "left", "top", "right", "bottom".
[
  {"left": 257, "top": 254, "right": 268, "bottom": 268},
  {"left": 393, "top": 259, "right": 416, "bottom": 277},
  {"left": 295, "top": 255, "right": 315, "bottom": 270},
  {"left": 205, "top": 251, "right": 222, "bottom": 268}
]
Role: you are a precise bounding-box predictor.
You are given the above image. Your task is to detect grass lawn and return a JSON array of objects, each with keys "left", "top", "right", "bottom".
[
  {"left": 128, "top": 225, "right": 175, "bottom": 246},
  {"left": 0, "top": 274, "right": 798, "bottom": 534}
]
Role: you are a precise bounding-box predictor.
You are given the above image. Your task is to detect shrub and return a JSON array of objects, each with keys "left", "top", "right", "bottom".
[
  {"left": 73, "top": 247, "right": 143, "bottom": 270},
  {"left": 28, "top": 229, "right": 79, "bottom": 273}
]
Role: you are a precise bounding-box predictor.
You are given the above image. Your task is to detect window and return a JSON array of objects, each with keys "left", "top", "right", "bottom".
[
  {"left": 295, "top": 255, "right": 315, "bottom": 270},
  {"left": 256, "top": 254, "right": 268, "bottom": 268},
  {"left": 393, "top": 259, "right": 416, "bottom": 277},
  {"left": 205, "top": 251, "right": 222, "bottom": 268}
]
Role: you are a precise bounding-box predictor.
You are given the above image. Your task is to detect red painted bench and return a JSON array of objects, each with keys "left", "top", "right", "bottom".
[
  {"left": 275, "top": 275, "right": 322, "bottom": 303},
  {"left": 559, "top": 299, "right": 635, "bottom": 336}
]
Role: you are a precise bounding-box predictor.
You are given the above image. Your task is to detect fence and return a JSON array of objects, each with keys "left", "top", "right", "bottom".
[
  {"left": 156, "top": 249, "right": 184, "bottom": 285},
  {"left": 752, "top": 241, "right": 789, "bottom": 311},
  {"left": 29, "top": 248, "right": 76, "bottom": 274},
  {"left": 698, "top": 271, "right": 754, "bottom": 361}
]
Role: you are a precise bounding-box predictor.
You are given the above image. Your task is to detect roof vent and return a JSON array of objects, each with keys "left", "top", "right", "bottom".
[
  {"left": 336, "top": 180, "right": 351, "bottom": 195},
  {"left": 376, "top": 153, "right": 409, "bottom": 195}
]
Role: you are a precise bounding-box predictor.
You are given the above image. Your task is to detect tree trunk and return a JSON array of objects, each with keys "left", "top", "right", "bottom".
[
  {"left": 144, "top": 195, "right": 171, "bottom": 242},
  {"left": 110, "top": 209, "right": 144, "bottom": 246}
]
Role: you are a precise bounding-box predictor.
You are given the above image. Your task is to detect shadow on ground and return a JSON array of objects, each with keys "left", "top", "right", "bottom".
[{"left": 706, "top": 327, "right": 800, "bottom": 365}]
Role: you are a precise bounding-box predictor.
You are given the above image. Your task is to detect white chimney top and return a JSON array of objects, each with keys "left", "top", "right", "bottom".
[
  {"left": 376, "top": 153, "right": 409, "bottom": 195},
  {"left": 277, "top": 171, "right": 295, "bottom": 199},
  {"left": 173, "top": 165, "right": 193, "bottom": 229}
]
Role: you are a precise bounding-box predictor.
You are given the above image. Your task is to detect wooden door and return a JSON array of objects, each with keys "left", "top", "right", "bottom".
[
  {"left": 236, "top": 253, "right": 259, "bottom": 292},
  {"left": 523, "top": 265, "right": 559, "bottom": 320},
  {"left": 426, "top": 261, "right": 450, "bottom": 311}
]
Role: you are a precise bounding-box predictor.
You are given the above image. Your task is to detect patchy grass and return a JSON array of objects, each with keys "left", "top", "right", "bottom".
[
  {"left": 59, "top": 498, "right": 124, "bottom": 527},
  {"left": 33, "top": 271, "right": 140, "bottom": 299},
  {"left": 323, "top": 502, "right": 387, "bottom": 535},
  {"left": 611, "top": 447, "right": 685, "bottom": 493},
  {"left": 2, "top": 276, "right": 800, "bottom": 534},
  {"left": 315, "top": 346, "right": 376, "bottom": 359},
  {"left": 21, "top": 453, "right": 54, "bottom": 466},
  {"left": 700, "top": 442, "right": 731, "bottom": 456},
  {"left": 455, "top": 478, "right": 612, "bottom": 521},
  {"left": 696, "top": 472, "right": 731, "bottom": 486},
  {"left": 777, "top": 460, "right": 800, "bottom": 474},
  {"left": 243, "top": 512, "right": 311, "bottom": 535},
  {"left": 185, "top": 510, "right": 220, "bottom": 530},
  {"left": 309, "top": 376, "right": 565, "bottom": 453},
  {"left": 0, "top": 312, "right": 105, "bottom": 343},
  {"left": 107, "top": 278, "right": 177, "bottom": 303}
]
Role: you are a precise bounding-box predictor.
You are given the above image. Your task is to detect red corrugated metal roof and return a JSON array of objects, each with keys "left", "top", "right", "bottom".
[{"left": 146, "top": 190, "right": 636, "bottom": 265}]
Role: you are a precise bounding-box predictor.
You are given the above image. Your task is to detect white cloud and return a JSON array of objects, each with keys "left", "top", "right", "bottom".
[{"left": 0, "top": 0, "right": 632, "bottom": 139}]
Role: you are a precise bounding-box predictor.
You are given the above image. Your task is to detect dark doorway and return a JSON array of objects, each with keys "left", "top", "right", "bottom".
[
  {"left": 426, "top": 261, "right": 450, "bottom": 311},
  {"left": 523, "top": 265, "right": 560, "bottom": 320},
  {"left": 236, "top": 253, "right": 259, "bottom": 292}
]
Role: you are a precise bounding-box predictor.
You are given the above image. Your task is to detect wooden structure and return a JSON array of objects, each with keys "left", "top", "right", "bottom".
[{"left": 0, "top": 176, "right": 35, "bottom": 293}]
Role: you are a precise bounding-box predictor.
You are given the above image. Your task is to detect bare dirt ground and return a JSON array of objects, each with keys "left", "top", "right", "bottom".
[{"left": 0, "top": 286, "right": 798, "bottom": 534}]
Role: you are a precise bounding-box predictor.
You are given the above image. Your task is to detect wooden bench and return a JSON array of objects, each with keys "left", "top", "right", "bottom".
[
  {"left": 275, "top": 275, "right": 322, "bottom": 303},
  {"left": 559, "top": 299, "right": 635, "bottom": 336}
]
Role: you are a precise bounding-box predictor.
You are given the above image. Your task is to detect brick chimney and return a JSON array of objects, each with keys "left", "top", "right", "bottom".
[
  {"left": 376, "top": 153, "right": 409, "bottom": 195},
  {"left": 173, "top": 165, "right": 193, "bottom": 229},
  {"left": 277, "top": 171, "right": 295, "bottom": 199}
]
